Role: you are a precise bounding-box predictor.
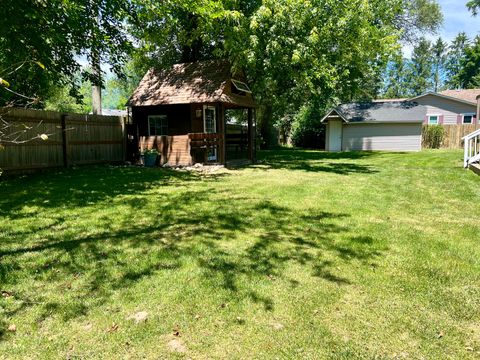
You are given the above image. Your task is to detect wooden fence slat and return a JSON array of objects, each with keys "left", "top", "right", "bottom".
[
  {"left": 0, "top": 107, "right": 126, "bottom": 173},
  {"left": 423, "top": 124, "right": 480, "bottom": 149},
  {"left": 61, "top": 114, "right": 68, "bottom": 167}
]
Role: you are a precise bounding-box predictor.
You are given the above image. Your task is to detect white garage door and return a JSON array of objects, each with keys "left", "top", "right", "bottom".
[{"left": 342, "top": 123, "right": 422, "bottom": 151}]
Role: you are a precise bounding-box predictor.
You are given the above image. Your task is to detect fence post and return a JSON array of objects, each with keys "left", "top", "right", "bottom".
[{"left": 61, "top": 114, "right": 69, "bottom": 167}]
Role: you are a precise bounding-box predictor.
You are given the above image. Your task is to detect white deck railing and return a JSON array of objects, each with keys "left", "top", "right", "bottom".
[{"left": 463, "top": 128, "right": 480, "bottom": 168}]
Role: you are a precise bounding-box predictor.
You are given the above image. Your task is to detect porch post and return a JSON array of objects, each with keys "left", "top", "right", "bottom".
[
  {"left": 247, "top": 108, "right": 254, "bottom": 162},
  {"left": 219, "top": 103, "right": 226, "bottom": 165}
]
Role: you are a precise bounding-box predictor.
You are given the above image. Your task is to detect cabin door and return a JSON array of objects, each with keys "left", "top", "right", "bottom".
[{"left": 203, "top": 105, "right": 217, "bottom": 161}]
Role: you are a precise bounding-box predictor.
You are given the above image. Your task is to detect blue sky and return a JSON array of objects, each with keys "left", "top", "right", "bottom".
[{"left": 403, "top": 0, "right": 480, "bottom": 57}]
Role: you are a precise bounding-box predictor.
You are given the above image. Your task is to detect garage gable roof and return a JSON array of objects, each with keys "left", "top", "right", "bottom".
[{"left": 321, "top": 101, "right": 426, "bottom": 124}]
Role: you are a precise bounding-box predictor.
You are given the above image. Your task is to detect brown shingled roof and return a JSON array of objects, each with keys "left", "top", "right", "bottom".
[
  {"left": 440, "top": 89, "right": 480, "bottom": 104},
  {"left": 127, "top": 60, "right": 256, "bottom": 108}
]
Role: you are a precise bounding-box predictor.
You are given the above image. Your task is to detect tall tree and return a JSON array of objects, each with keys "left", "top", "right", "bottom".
[
  {"left": 432, "top": 37, "right": 447, "bottom": 92},
  {"left": 458, "top": 36, "right": 480, "bottom": 88},
  {"left": 382, "top": 54, "right": 411, "bottom": 98},
  {"left": 409, "top": 37, "right": 433, "bottom": 95},
  {"left": 445, "top": 32, "right": 470, "bottom": 89}
]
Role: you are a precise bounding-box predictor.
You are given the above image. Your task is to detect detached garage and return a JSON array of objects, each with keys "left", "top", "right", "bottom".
[{"left": 321, "top": 101, "right": 426, "bottom": 152}]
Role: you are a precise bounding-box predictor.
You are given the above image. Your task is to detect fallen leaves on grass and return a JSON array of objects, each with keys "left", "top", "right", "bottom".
[
  {"left": 235, "top": 316, "right": 245, "bottom": 325},
  {"left": 172, "top": 326, "right": 181, "bottom": 337},
  {"left": 7, "top": 324, "right": 16, "bottom": 332},
  {"left": 107, "top": 323, "right": 119, "bottom": 333},
  {"left": 1, "top": 290, "right": 13, "bottom": 298}
]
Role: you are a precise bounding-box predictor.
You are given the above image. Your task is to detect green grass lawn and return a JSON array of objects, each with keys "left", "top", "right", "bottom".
[{"left": 1, "top": 149, "right": 479, "bottom": 359}]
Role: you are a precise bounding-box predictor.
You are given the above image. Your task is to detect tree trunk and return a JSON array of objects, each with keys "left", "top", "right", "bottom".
[
  {"left": 91, "top": 51, "right": 102, "bottom": 115},
  {"left": 91, "top": 1, "right": 102, "bottom": 115},
  {"left": 180, "top": 13, "right": 202, "bottom": 63},
  {"left": 258, "top": 103, "right": 276, "bottom": 149}
]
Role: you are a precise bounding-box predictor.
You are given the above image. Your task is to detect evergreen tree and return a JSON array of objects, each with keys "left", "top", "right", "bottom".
[
  {"left": 458, "top": 36, "right": 480, "bottom": 88},
  {"left": 445, "top": 32, "right": 470, "bottom": 89},
  {"left": 409, "top": 38, "right": 433, "bottom": 95},
  {"left": 432, "top": 37, "right": 447, "bottom": 92},
  {"left": 382, "top": 54, "right": 410, "bottom": 98}
]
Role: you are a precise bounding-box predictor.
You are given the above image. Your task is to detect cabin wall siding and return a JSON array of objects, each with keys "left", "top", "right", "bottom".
[
  {"left": 131, "top": 103, "right": 228, "bottom": 165},
  {"left": 132, "top": 104, "right": 191, "bottom": 135},
  {"left": 139, "top": 135, "right": 192, "bottom": 166},
  {"left": 415, "top": 94, "right": 477, "bottom": 125},
  {"left": 190, "top": 104, "right": 204, "bottom": 132},
  {"left": 342, "top": 123, "right": 422, "bottom": 151}
]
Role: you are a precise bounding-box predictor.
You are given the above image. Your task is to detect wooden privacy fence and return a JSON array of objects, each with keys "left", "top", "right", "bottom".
[
  {"left": 0, "top": 108, "right": 126, "bottom": 173},
  {"left": 422, "top": 124, "right": 480, "bottom": 149}
]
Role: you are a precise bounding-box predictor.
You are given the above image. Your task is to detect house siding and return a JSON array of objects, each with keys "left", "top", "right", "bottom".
[
  {"left": 342, "top": 123, "right": 422, "bottom": 151},
  {"left": 415, "top": 94, "right": 477, "bottom": 125}
]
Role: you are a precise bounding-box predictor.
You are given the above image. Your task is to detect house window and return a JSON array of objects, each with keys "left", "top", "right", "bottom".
[
  {"left": 428, "top": 115, "right": 439, "bottom": 125},
  {"left": 148, "top": 115, "right": 168, "bottom": 136},
  {"left": 463, "top": 114, "right": 475, "bottom": 124}
]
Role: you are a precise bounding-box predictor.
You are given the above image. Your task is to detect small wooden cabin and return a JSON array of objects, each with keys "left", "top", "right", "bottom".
[{"left": 127, "top": 60, "right": 256, "bottom": 166}]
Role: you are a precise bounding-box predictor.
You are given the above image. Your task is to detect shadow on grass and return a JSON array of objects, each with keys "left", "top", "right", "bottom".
[
  {"left": 254, "top": 148, "right": 379, "bottom": 174},
  {"left": 0, "top": 163, "right": 386, "bottom": 332},
  {"left": 0, "top": 165, "right": 225, "bottom": 219}
]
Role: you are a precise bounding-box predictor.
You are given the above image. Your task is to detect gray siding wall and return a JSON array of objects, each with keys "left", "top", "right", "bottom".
[
  {"left": 415, "top": 94, "right": 477, "bottom": 124},
  {"left": 342, "top": 123, "right": 422, "bottom": 151}
]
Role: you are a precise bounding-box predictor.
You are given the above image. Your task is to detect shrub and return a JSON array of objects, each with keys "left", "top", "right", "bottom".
[
  {"left": 141, "top": 148, "right": 160, "bottom": 155},
  {"left": 423, "top": 125, "right": 445, "bottom": 149},
  {"left": 290, "top": 104, "right": 326, "bottom": 149}
]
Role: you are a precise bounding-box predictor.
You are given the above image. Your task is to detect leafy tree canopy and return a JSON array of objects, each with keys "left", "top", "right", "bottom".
[
  {"left": 467, "top": 0, "right": 480, "bottom": 15},
  {"left": 0, "top": 0, "right": 136, "bottom": 106}
]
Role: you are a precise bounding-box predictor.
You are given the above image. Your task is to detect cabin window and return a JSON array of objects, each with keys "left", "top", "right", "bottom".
[
  {"left": 463, "top": 113, "right": 475, "bottom": 124},
  {"left": 203, "top": 106, "right": 216, "bottom": 133},
  {"left": 231, "top": 79, "right": 252, "bottom": 96},
  {"left": 427, "top": 115, "right": 439, "bottom": 125},
  {"left": 148, "top": 115, "right": 168, "bottom": 136}
]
